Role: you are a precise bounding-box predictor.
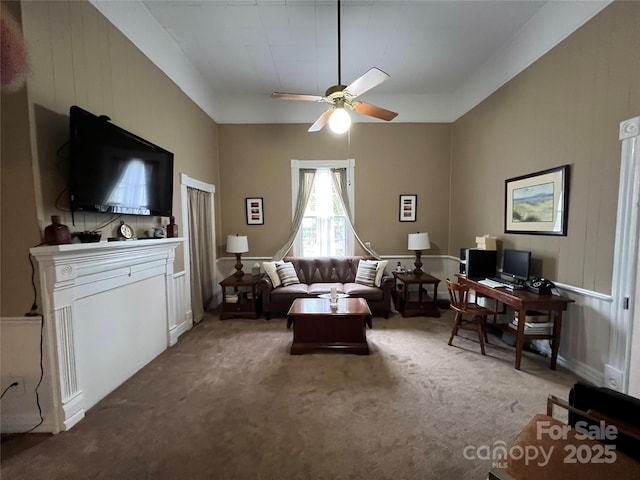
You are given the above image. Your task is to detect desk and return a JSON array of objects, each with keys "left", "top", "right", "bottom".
[{"left": 457, "top": 276, "right": 574, "bottom": 370}]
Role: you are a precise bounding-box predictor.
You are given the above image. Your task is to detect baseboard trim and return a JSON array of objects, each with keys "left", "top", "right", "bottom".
[
  {"left": 169, "top": 313, "right": 193, "bottom": 346},
  {"left": 534, "top": 341, "right": 603, "bottom": 386},
  {"left": 1, "top": 414, "right": 56, "bottom": 434}
]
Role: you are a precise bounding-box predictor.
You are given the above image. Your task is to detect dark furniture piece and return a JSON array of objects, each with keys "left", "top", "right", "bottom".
[
  {"left": 489, "top": 382, "right": 640, "bottom": 479},
  {"left": 219, "top": 273, "right": 263, "bottom": 320},
  {"left": 287, "top": 297, "right": 372, "bottom": 355},
  {"left": 257, "top": 257, "right": 393, "bottom": 319},
  {"left": 457, "top": 275, "right": 573, "bottom": 370},
  {"left": 446, "top": 279, "right": 493, "bottom": 355},
  {"left": 392, "top": 272, "right": 440, "bottom": 317}
]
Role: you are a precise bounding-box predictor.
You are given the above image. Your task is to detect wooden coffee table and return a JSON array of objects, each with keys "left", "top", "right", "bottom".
[{"left": 287, "top": 297, "right": 372, "bottom": 355}]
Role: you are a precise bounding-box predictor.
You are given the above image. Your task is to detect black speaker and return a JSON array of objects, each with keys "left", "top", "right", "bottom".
[
  {"left": 459, "top": 248, "right": 467, "bottom": 274},
  {"left": 459, "top": 249, "right": 497, "bottom": 278}
]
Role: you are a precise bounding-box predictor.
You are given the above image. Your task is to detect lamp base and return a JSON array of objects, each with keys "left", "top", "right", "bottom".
[
  {"left": 234, "top": 253, "right": 244, "bottom": 277},
  {"left": 413, "top": 250, "right": 424, "bottom": 275}
]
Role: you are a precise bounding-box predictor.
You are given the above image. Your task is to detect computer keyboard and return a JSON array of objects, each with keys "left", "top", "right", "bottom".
[{"left": 478, "top": 278, "right": 504, "bottom": 288}]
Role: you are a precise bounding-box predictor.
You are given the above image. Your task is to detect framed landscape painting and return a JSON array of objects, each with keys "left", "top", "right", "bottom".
[{"left": 505, "top": 165, "right": 569, "bottom": 235}]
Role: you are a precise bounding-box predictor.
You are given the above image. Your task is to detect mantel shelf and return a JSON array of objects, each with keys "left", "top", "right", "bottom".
[{"left": 30, "top": 237, "right": 184, "bottom": 256}]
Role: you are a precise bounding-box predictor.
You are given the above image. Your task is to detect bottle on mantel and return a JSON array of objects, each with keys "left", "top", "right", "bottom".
[
  {"left": 166, "top": 216, "right": 178, "bottom": 238},
  {"left": 44, "top": 215, "right": 72, "bottom": 245}
]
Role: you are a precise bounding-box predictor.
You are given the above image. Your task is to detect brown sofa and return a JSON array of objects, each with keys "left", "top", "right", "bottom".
[{"left": 256, "top": 256, "right": 394, "bottom": 319}]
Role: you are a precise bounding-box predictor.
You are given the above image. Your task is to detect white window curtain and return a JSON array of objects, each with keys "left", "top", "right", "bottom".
[
  {"left": 187, "top": 187, "right": 215, "bottom": 323},
  {"left": 330, "top": 168, "right": 380, "bottom": 259},
  {"left": 272, "top": 169, "right": 316, "bottom": 260}
]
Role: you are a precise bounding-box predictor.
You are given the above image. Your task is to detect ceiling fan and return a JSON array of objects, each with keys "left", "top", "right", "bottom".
[{"left": 271, "top": 0, "right": 398, "bottom": 134}]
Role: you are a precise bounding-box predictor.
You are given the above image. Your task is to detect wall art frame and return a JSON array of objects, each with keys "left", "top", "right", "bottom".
[
  {"left": 504, "top": 165, "right": 570, "bottom": 235},
  {"left": 399, "top": 194, "right": 417, "bottom": 222},
  {"left": 246, "top": 197, "right": 264, "bottom": 225}
]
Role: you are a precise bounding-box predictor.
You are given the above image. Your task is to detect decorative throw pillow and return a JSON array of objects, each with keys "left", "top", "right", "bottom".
[
  {"left": 355, "top": 260, "right": 378, "bottom": 287},
  {"left": 276, "top": 262, "right": 300, "bottom": 287},
  {"left": 263, "top": 261, "right": 284, "bottom": 288},
  {"left": 374, "top": 260, "right": 388, "bottom": 287}
]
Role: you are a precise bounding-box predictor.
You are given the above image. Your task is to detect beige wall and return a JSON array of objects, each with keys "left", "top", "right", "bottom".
[
  {"left": 0, "top": 0, "right": 219, "bottom": 316},
  {"left": 4, "top": 0, "right": 638, "bottom": 317},
  {"left": 1, "top": 2, "right": 42, "bottom": 316},
  {"left": 218, "top": 123, "right": 451, "bottom": 258},
  {"left": 450, "top": 0, "right": 640, "bottom": 294}
]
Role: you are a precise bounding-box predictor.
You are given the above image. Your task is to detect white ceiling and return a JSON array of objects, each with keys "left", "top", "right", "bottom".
[{"left": 92, "top": 0, "right": 611, "bottom": 124}]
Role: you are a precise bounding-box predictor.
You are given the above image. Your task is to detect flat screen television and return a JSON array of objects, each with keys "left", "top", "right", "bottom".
[
  {"left": 501, "top": 248, "right": 531, "bottom": 283},
  {"left": 68, "top": 105, "right": 174, "bottom": 217}
]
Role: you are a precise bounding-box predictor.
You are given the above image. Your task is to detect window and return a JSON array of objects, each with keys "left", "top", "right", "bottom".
[
  {"left": 299, "top": 169, "right": 348, "bottom": 256},
  {"left": 291, "top": 160, "right": 355, "bottom": 256}
]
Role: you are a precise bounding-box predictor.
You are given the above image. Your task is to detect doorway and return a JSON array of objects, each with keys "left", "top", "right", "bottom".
[{"left": 180, "top": 174, "right": 216, "bottom": 323}]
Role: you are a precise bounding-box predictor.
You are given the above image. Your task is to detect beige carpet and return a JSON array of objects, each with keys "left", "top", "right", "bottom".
[{"left": 1, "top": 309, "right": 578, "bottom": 479}]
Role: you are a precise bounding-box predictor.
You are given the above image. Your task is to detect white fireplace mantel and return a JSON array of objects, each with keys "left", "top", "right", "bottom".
[{"left": 30, "top": 238, "right": 184, "bottom": 432}]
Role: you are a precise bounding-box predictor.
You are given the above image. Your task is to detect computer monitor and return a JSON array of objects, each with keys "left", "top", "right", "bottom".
[{"left": 501, "top": 249, "right": 531, "bottom": 284}]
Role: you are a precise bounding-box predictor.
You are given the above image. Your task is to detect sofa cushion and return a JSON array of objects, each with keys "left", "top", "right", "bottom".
[
  {"left": 355, "top": 260, "right": 378, "bottom": 286},
  {"left": 374, "top": 260, "right": 388, "bottom": 287},
  {"left": 271, "top": 283, "right": 309, "bottom": 296},
  {"left": 270, "top": 283, "right": 311, "bottom": 305},
  {"left": 307, "top": 282, "right": 345, "bottom": 295},
  {"left": 276, "top": 262, "right": 300, "bottom": 286},
  {"left": 283, "top": 257, "right": 363, "bottom": 283},
  {"left": 343, "top": 282, "right": 384, "bottom": 300},
  {"left": 263, "top": 261, "right": 284, "bottom": 287}
]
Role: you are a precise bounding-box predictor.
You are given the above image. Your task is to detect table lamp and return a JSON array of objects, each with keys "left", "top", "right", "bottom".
[
  {"left": 408, "top": 232, "right": 430, "bottom": 275},
  {"left": 227, "top": 234, "right": 249, "bottom": 277}
]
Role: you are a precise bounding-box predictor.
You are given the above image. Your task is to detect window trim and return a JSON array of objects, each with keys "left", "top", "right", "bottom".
[{"left": 291, "top": 159, "right": 355, "bottom": 256}]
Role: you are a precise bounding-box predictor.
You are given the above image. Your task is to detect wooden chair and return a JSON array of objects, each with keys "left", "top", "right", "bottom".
[{"left": 446, "top": 279, "right": 493, "bottom": 355}]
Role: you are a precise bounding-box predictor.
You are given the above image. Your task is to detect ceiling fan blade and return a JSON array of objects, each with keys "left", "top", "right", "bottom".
[
  {"left": 271, "top": 92, "right": 324, "bottom": 102},
  {"left": 308, "top": 109, "right": 333, "bottom": 132},
  {"left": 353, "top": 102, "right": 398, "bottom": 121},
  {"left": 344, "top": 67, "right": 390, "bottom": 98}
]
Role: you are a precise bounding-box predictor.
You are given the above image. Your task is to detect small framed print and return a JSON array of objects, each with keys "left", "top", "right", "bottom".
[
  {"left": 399, "top": 194, "right": 417, "bottom": 222},
  {"left": 246, "top": 197, "right": 264, "bottom": 225}
]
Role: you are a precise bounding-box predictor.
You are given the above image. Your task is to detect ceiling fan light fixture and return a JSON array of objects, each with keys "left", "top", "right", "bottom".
[
  {"left": 329, "top": 107, "right": 351, "bottom": 134},
  {"left": 271, "top": 0, "right": 397, "bottom": 132}
]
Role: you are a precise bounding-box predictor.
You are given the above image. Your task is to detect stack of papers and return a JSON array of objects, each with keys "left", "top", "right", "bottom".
[
  {"left": 509, "top": 319, "right": 553, "bottom": 335},
  {"left": 225, "top": 294, "right": 239, "bottom": 303}
]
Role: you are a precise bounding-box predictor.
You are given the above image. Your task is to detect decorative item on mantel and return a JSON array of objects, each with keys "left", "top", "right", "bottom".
[
  {"left": 44, "top": 215, "right": 72, "bottom": 245},
  {"left": 227, "top": 234, "right": 249, "bottom": 278},
  {"left": 166, "top": 216, "right": 178, "bottom": 238},
  {"left": 408, "top": 232, "right": 430, "bottom": 275}
]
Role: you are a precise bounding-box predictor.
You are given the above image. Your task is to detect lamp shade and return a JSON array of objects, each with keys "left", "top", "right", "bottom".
[
  {"left": 408, "top": 232, "right": 430, "bottom": 251},
  {"left": 227, "top": 235, "right": 248, "bottom": 253}
]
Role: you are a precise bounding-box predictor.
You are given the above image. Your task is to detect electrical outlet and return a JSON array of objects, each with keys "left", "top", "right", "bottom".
[{"left": 8, "top": 376, "right": 25, "bottom": 395}]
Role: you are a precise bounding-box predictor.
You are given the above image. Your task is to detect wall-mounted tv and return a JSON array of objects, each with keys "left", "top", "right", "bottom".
[{"left": 68, "top": 105, "right": 174, "bottom": 217}]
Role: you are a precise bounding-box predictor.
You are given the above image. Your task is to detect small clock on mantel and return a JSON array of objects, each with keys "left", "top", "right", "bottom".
[{"left": 117, "top": 221, "right": 133, "bottom": 239}]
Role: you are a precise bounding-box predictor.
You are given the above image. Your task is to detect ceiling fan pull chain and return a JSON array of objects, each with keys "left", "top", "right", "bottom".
[{"left": 337, "top": 0, "right": 342, "bottom": 85}]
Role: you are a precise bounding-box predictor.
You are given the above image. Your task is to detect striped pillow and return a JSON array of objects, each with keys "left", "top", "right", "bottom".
[
  {"left": 276, "top": 262, "right": 300, "bottom": 287},
  {"left": 355, "top": 260, "right": 378, "bottom": 287}
]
